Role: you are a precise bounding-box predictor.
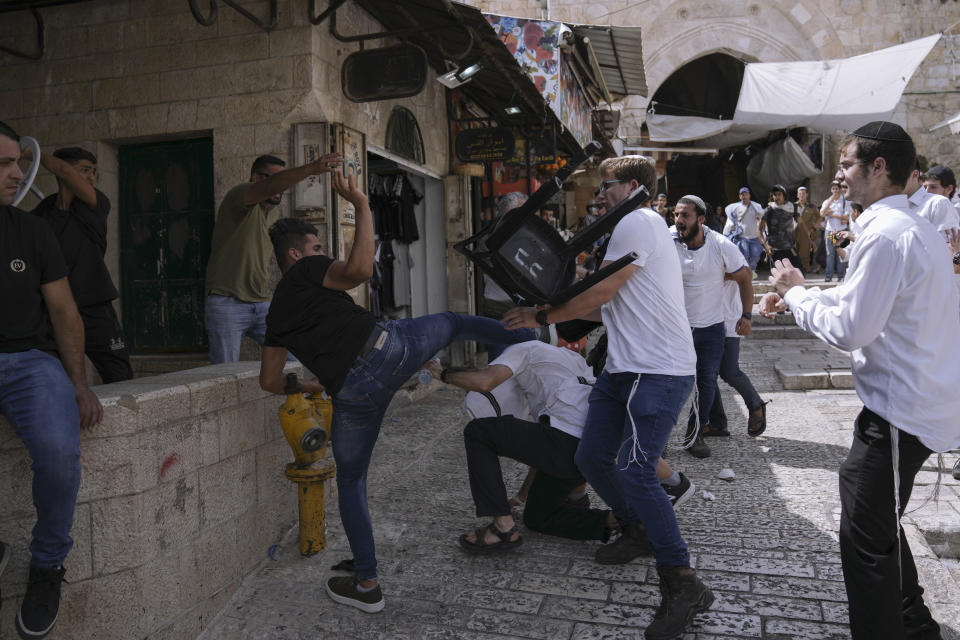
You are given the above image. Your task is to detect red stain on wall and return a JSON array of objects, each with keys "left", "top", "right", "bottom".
[{"left": 160, "top": 453, "right": 179, "bottom": 479}]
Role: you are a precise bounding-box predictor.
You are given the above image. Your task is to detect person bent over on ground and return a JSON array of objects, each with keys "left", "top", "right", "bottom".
[
  {"left": 0, "top": 120, "right": 102, "bottom": 640},
  {"left": 258, "top": 173, "right": 536, "bottom": 614},
  {"left": 504, "top": 155, "right": 712, "bottom": 640},
  {"left": 425, "top": 342, "right": 696, "bottom": 553}
]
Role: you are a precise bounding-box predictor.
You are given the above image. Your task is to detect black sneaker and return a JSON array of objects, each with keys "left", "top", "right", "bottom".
[
  {"left": 16, "top": 565, "right": 66, "bottom": 639},
  {"left": 595, "top": 522, "right": 653, "bottom": 564},
  {"left": 325, "top": 575, "right": 385, "bottom": 613},
  {"left": 685, "top": 437, "right": 711, "bottom": 459},
  {"left": 663, "top": 473, "right": 696, "bottom": 510},
  {"left": 644, "top": 566, "right": 714, "bottom": 640}
]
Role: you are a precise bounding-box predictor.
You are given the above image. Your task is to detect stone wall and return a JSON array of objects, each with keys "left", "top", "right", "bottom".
[
  {"left": 0, "top": 361, "right": 309, "bottom": 639},
  {"left": 0, "top": 0, "right": 450, "bottom": 299},
  {"left": 468, "top": 0, "right": 960, "bottom": 198}
]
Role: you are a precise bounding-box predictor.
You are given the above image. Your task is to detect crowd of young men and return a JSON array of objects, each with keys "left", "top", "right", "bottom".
[{"left": 3, "top": 112, "right": 960, "bottom": 640}]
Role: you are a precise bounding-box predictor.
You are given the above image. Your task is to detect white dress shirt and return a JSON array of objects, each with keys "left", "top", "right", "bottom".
[
  {"left": 907, "top": 186, "right": 960, "bottom": 240},
  {"left": 783, "top": 194, "right": 960, "bottom": 452},
  {"left": 483, "top": 341, "right": 596, "bottom": 439}
]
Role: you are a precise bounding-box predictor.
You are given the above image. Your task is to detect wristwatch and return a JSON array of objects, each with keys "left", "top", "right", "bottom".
[
  {"left": 741, "top": 311, "right": 753, "bottom": 320},
  {"left": 440, "top": 369, "right": 449, "bottom": 383},
  {"left": 953, "top": 252, "right": 960, "bottom": 266},
  {"left": 535, "top": 309, "right": 549, "bottom": 326}
]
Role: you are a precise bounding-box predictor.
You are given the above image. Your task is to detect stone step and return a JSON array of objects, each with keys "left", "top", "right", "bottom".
[
  {"left": 776, "top": 362, "right": 854, "bottom": 390},
  {"left": 751, "top": 305, "right": 795, "bottom": 326},
  {"left": 752, "top": 280, "right": 840, "bottom": 295},
  {"left": 746, "top": 325, "right": 812, "bottom": 340}
]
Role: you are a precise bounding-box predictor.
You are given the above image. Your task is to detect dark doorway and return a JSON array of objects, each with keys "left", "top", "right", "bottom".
[
  {"left": 650, "top": 52, "right": 745, "bottom": 120},
  {"left": 118, "top": 138, "right": 214, "bottom": 353}
]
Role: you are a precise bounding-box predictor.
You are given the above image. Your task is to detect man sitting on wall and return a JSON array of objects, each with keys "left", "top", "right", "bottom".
[{"left": 0, "top": 120, "right": 102, "bottom": 640}]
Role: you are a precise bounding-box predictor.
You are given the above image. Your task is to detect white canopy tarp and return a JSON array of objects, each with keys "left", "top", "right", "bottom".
[{"left": 646, "top": 34, "right": 942, "bottom": 145}]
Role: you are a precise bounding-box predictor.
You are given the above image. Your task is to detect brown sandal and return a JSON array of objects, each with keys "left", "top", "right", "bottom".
[
  {"left": 701, "top": 423, "right": 730, "bottom": 437},
  {"left": 748, "top": 402, "right": 768, "bottom": 437},
  {"left": 459, "top": 523, "right": 523, "bottom": 554}
]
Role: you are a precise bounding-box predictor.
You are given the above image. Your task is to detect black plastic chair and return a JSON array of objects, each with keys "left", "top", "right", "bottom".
[{"left": 455, "top": 141, "right": 649, "bottom": 306}]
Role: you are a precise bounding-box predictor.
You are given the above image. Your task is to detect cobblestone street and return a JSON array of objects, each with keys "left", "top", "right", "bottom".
[{"left": 200, "top": 295, "right": 960, "bottom": 639}]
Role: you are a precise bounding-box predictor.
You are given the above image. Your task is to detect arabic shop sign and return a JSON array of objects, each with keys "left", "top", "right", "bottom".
[{"left": 455, "top": 127, "right": 516, "bottom": 163}]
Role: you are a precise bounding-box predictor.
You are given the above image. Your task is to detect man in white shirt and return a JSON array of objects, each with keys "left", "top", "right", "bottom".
[
  {"left": 905, "top": 166, "right": 959, "bottom": 241},
  {"left": 424, "top": 342, "right": 696, "bottom": 550},
  {"left": 760, "top": 121, "right": 960, "bottom": 640},
  {"left": 503, "top": 156, "right": 711, "bottom": 640},
  {"left": 819, "top": 180, "right": 850, "bottom": 281},
  {"left": 672, "top": 195, "right": 754, "bottom": 459},
  {"left": 923, "top": 165, "right": 959, "bottom": 218},
  {"left": 723, "top": 187, "right": 764, "bottom": 275}
]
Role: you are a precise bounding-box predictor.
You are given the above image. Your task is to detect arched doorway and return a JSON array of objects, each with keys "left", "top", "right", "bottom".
[{"left": 649, "top": 53, "right": 747, "bottom": 212}]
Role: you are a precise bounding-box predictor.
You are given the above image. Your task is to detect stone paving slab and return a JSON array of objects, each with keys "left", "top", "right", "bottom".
[{"left": 198, "top": 331, "right": 960, "bottom": 640}]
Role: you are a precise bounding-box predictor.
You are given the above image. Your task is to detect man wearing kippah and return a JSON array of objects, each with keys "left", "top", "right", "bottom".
[{"left": 760, "top": 121, "right": 960, "bottom": 640}]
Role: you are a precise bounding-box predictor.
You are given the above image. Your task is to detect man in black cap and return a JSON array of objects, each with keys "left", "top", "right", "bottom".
[
  {"left": 759, "top": 184, "right": 810, "bottom": 272},
  {"left": 760, "top": 121, "right": 960, "bottom": 640}
]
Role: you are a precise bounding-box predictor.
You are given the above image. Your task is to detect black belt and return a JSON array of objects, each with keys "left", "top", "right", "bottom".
[{"left": 356, "top": 324, "right": 387, "bottom": 361}]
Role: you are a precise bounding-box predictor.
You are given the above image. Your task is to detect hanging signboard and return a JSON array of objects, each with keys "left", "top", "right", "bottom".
[{"left": 455, "top": 127, "right": 515, "bottom": 163}]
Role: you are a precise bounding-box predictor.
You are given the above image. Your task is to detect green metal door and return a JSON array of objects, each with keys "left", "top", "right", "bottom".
[{"left": 119, "top": 139, "right": 214, "bottom": 353}]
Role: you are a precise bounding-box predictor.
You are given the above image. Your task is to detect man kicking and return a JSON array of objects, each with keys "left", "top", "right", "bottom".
[
  {"left": 258, "top": 173, "right": 535, "bottom": 613},
  {"left": 423, "top": 341, "right": 695, "bottom": 552}
]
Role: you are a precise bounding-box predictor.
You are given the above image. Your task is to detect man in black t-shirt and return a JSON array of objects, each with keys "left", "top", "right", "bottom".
[
  {"left": 31, "top": 146, "right": 132, "bottom": 383},
  {"left": 259, "top": 173, "right": 535, "bottom": 614},
  {"left": 0, "top": 121, "right": 102, "bottom": 640}
]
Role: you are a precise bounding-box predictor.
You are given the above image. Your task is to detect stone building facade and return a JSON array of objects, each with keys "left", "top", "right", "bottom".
[{"left": 468, "top": 0, "right": 960, "bottom": 198}]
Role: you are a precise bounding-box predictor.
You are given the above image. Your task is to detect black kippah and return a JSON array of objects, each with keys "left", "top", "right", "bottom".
[{"left": 852, "top": 121, "right": 912, "bottom": 142}]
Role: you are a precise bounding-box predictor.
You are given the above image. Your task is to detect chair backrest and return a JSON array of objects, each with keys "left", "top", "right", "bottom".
[{"left": 455, "top": 141, "right": 651, "bottom": 306}]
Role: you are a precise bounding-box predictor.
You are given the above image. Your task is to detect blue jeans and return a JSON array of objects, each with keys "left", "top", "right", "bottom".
[
  {"left": 575, "top": 371, "right": 695, "bottom": 567},
  {"left": 686, "top": 322, "right": 726, "bottom": 436},
  {"left": 825, "top": 238, "right": 846, "bottom": 279},
  {"left": 709, "top": 337, "right": 763, "bottom": 428},
  {"left": 736, "top": 237, "right": 764, "bottom": 271},
  {"left": 330, "top": 312, "right": 535, "bottom": 581},
  {"left": 205, "top": 294, "right": 269, "bottom": 364},
  {"left": 0, "top": 350, "right": 81, "bottom": 568}
]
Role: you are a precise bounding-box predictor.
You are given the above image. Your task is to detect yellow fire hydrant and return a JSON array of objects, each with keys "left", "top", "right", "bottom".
[{"left": 278, "top": 373, "right": 336, "bottom": 556}]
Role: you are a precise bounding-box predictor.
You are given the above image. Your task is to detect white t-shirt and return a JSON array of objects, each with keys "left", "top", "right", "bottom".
[
  {"left": 825, "top": 198, "right": 850, "bottom": 231},
  {"left": 475, "top": 342, "right": 595, "bottom": 438},
  {"left": 724, "top": 201, "right": 763, "bottom": 239},
  {"left": 463, "top": 376, "right": 530, "bottom": 421},
  {"left": 673, "top": 226, "right": 747, "bottom": 328},
  {"left": 721, "top": 280, "right": 743, "bottom": 338},
  {"left": 908, "top": 187, "right": 960, "bottom": 240},
  {"left": 601, "top": 208, "right": 696, "bottom": 376}
]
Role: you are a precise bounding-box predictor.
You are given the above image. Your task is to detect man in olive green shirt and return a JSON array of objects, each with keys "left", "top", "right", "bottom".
[{"left": 205, "top": 152, "right": 342, "bottom": 363}]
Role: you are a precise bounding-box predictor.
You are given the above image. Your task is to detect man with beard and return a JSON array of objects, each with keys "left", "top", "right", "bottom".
[
  {"left": 672, "top": 195, "right": 754, "bottom": 459},
  {"left": 760, "top": 121, "right": 960, "bottom": 639},
  {"left": 205, "top": 152, "right": 342, "bottom": 363}
]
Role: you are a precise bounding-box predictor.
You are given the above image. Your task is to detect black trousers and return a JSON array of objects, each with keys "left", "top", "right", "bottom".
[
  {"left": 79, "top": 302, "right": 133, "bottom": 384},
  {"left": 464, "top": 416, "right": 609, "bottom": 541},
  {"left": 839, "top": 408, "right": 940, "bottom": 640}
]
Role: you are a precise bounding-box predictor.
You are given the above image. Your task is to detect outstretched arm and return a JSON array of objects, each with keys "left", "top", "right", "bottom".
[
  {"left": 244, "top": 153, "right": 343, "bottom": 205},
  {"left": 41, "top": 277, "right": 102, "bottom": 428},
  {"left": 424, "top": 359, "right": 513, "bottom": 392},
  {"left": 322, "top": 173, "right": 375, "bottom": 291}
]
